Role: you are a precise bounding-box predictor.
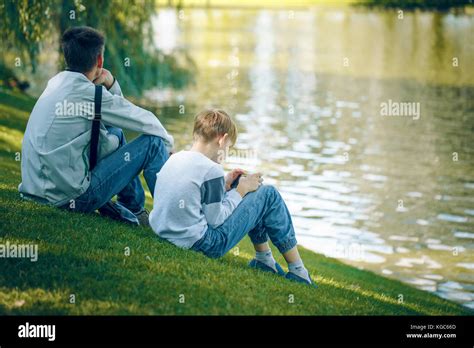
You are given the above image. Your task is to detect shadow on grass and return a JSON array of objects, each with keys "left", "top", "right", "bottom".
[{"left": 0, "top": 248, "right": 428, "bottom": 315}]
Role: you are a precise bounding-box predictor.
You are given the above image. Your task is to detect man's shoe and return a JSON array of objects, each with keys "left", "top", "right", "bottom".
[
  {"left": 135, "top": 209, "right": 150, "bottom": 227},
  {"left": 98, "top": 201, "right": 139, "bottom": 226}
]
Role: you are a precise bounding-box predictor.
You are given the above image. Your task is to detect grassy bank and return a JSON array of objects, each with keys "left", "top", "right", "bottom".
[{"left": 0, "top": 89, "right": 472, "bottom": 315}]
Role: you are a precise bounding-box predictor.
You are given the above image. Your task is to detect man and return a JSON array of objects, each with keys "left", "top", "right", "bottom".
[{"left": 19, "top": 26, "right": 173, "bottom": 226}]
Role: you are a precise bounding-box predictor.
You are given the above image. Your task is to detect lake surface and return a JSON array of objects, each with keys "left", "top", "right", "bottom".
[{"left": 150, "top": 6, "right": 474, "bottom": 308}]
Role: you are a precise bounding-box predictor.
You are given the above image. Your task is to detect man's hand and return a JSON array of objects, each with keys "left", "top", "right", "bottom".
[
  {"left": 93, "top": 68, "right": 115, "bottom": 89},
  {"left": 236, "top": 173, "right": 263, "bottom": 197},
  {"left": 225, "top": 168, "right": 246, "bottom": 191}
]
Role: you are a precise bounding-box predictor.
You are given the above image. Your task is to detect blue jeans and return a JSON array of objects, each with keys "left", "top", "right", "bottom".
[
  {"left": 71, "top": 127, "right": 168, "bottom": 213},
  {"left": 191, "top": 185, "right": 298, "bottom": 258}
]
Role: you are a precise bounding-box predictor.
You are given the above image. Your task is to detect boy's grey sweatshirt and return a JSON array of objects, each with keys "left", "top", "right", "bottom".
[{"left": 149, "top": 150, "right": 242, "bottom": 249}]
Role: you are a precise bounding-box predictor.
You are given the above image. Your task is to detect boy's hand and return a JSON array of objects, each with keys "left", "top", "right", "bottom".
[
  {"left": 236, "top": 173, "right": 263, "bottom": 197},
  {"left": 225, "top": 168, "right": 246, "bottom": 191},
  {"left": 93, "top": 68, "right": 115, "bottom": 89}
]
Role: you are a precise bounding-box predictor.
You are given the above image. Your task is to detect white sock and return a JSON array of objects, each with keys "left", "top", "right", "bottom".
[
  {"left": 255, "top": 249, "right": 277, "bottom": 272},
  {"left": 288, "top": 259, "right": 311, "bottom": 283}
]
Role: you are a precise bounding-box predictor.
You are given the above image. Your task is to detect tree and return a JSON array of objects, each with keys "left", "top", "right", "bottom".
[
  {"left": 364, "top": 0, "right": 472, "bottom": 10},
  {"left": 0, "top": 0, "right": 194, "bottom": 95},
  {"left": 1, "top": 0, "right": 55, "bottom": 73}
]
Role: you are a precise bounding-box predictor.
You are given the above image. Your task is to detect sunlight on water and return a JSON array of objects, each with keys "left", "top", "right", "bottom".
[{"left": 150, "top": 6, "right": 474, "bottom": 307}]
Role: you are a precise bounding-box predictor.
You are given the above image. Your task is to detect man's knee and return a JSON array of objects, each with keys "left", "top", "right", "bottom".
[
  {"left": 106, "top": 127, "right": 126, "bottom": 146},
  {"left": 143, "top": 135, "right": 167, "bottom": 153},
  {"left": 142, "top": 134, "right": 163, "bottom": 145}
]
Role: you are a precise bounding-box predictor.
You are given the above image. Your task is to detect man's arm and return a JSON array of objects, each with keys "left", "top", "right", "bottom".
[
  {"left": 94, "top": 72, "right": 174, "bottom": 151},
  {"left": 93, "top": 68, "right": 117, "bottom": 93},
  {"left": 99, "top": 89, "right": 174, "bottom": 151},
  {"left": 107, "top": 78, "right": 122, "bottom": 96}
]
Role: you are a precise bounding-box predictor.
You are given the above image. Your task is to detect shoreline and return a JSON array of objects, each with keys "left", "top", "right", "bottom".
[{"left": 0, "top": 88, "right": 472, "bottom": 315}]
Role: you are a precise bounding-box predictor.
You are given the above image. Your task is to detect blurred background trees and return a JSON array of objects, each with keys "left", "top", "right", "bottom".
[
  {"left": 1, "top": 0, "right": 470, "bottom": 96},
  {"left": 364, "top": 0, "right": 472, "bottom": 9},
  {"left": 0, "top": 0, "right": 195, "bottom": 96}
]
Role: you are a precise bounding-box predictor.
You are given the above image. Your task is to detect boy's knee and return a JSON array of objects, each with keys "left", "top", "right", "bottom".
[
  {"left": 259, "top": 184, "right": 278, "bottom": 196},
  {"left": 257, "top": 185, "right": 282, "bottom": 204}
]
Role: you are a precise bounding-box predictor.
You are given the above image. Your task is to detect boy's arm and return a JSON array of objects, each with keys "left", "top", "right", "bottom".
[
  {"left": 201, "top": 168, "right": 242, "bottom": 228},
  {"left": 98, "top": 85, "right": 174, "bottom": 151}
]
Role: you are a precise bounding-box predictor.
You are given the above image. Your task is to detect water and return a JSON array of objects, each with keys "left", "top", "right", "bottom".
[{"left": 149, "top": 6, "right": 474, "bottom": 308}]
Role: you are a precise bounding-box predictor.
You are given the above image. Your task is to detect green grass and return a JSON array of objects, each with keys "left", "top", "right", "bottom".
[{"left": 0, "top": 89, "right": 472, "bottom": 315}]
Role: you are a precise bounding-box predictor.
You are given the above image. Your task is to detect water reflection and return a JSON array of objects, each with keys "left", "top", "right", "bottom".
[
  {"left": 152, "top": 6, "right": 474, "bottom": 308},
  {"left": 153, "top": 9, "right": 179, "bottom": 54}
]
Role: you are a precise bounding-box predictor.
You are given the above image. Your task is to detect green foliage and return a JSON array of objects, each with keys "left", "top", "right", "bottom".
[
  {"left": 0, "top": 0, "right": 194, "bottom": 96},
  {"left": 363, "top": 0, "right": 472, "bottom": 9},
  {"left": 0, "top": 0, "right": 55, "bottom": 72},
  {"left": 58, "top": 0, "right": 195, "bottom": 95},
  {"left": 0, "top": 60, "right": 29, "bottom": 91}
]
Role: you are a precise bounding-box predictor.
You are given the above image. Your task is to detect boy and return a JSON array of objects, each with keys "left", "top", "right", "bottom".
[{"left": 149, "top": 109, "right": 314, "bottom": 285}]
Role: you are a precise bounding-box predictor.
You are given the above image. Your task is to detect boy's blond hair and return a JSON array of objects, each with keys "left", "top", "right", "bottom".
[{"left": 193, "top": 109, "right": 238, "bottom": 145}]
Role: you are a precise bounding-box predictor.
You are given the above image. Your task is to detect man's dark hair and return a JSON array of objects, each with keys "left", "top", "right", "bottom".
[{"left": 61, "top": 26, "right": 105, "bottom": 73}]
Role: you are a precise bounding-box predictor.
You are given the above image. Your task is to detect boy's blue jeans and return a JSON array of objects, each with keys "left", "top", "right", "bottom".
[
  {"left": 70, "top": 127, "right": 168, "bottom": 213},
  {"left": 191, "top": 185, "right": 298, "bottom": 258}
]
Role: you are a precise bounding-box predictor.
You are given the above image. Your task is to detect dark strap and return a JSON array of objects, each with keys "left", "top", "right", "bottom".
[{"left": 89, "top": 85, "right": 102, "bottom": 171}]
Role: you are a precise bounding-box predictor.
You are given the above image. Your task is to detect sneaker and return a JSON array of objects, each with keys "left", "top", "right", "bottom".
[
  {"left": 248, "top": 259, "right": 286, "bottom": 276},
  {"left": 98, "top": 201, "right": 139, "bottom": 226},
  {"left": 135, "top": 209, "right": 150, "bottom": 227},
  {"left": 285, "top": 272, "right": 318, "bottom": 288}
]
